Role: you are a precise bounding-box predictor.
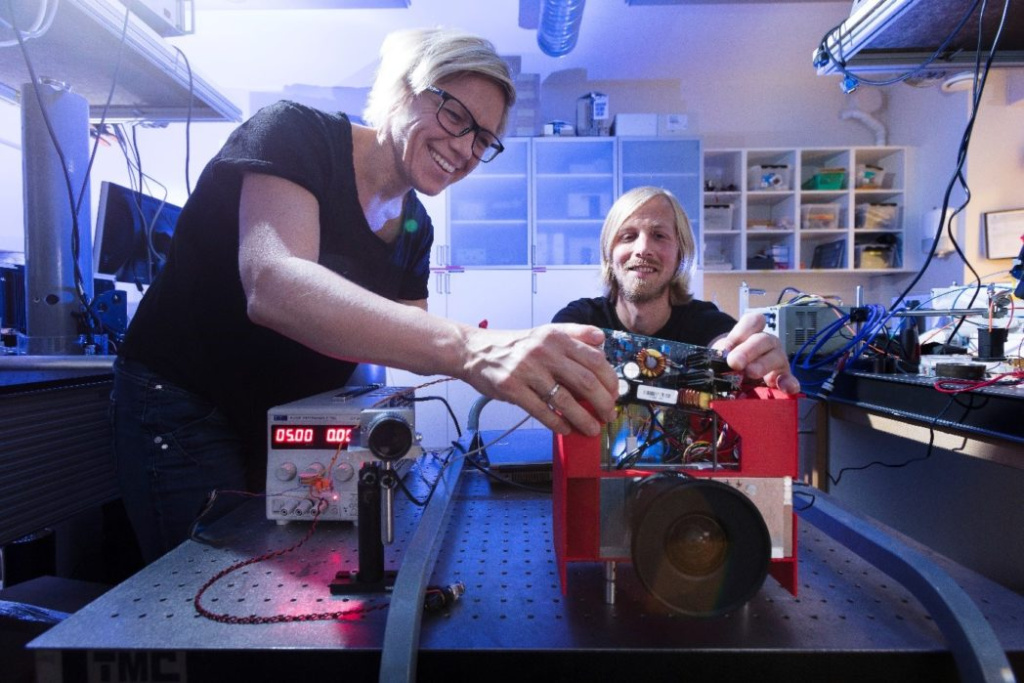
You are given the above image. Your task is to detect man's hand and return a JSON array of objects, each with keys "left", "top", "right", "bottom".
[
  {"left": 711, "top": 312, "right": 801, "bottom": 394},
  {"left": 460, "top": 324, "right": 619, "bottom": 436}
]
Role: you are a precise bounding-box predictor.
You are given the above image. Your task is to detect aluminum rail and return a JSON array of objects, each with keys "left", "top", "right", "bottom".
[
  {"left": 377, "top": 447, "right": 467, "bottom": 683},
  {"left": 796, "top": 487, "right": 1016, "bottom": 683}
]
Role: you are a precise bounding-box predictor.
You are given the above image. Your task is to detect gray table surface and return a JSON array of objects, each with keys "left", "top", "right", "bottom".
[{"left": 28, "top": 442, "right": 1024, "bottom": 681}]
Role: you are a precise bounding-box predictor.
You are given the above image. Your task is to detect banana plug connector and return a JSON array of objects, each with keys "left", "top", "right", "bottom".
[{"left": 424, "top": 582, "right": 465, "bottom": 613}]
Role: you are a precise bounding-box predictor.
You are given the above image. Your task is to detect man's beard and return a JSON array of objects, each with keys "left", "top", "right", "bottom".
[{"left": 619, "top": 273, "right": 672, "bottom": 304}]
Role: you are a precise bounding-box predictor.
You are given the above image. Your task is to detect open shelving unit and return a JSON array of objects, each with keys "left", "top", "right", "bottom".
[{"left": 703, "top": 146, "right": 906, "bottom": 273}]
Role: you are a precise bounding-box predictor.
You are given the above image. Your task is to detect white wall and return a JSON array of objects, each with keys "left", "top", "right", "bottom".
[
  {"left": 0, "top": 100, "right": 23, "bottom": 254},
  {"left": 963, "top": 70, "right": 1024, "bottom": 280},
  {"left": 885, "top": 67, "right": 1024, "bottom": 301},
  {"left": 540, "top": 5, "right": 866, "bottom": 150},
  {"left": 885, "top": 74, "right": 971, "bottom": 297}
]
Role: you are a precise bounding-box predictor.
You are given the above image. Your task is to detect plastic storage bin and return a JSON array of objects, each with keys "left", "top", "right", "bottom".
[
  {"left": 855, "top": 244, "right": 895, "bottom": 268},
  {"left": 802, "top": 168, "right": 846, "bottom": 190},
  {"left": 748, "top": 164, "right": 791, "bottom": 191},
  {"left": 801, "top": 204, "right": 840, "bottom": 230},
  {"left": 704, "top": 204, "right": 734, "bottom": 231},
  {"left": 855, "top": 203, "right": 899, "bottom": 230},
  {"left": 855, "top": 164, "right": 888, "bottom": 188}
]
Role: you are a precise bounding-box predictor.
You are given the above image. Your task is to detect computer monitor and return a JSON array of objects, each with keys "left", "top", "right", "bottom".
[{"left": 93, "top": 181, "right": 183, "bottom": 287}]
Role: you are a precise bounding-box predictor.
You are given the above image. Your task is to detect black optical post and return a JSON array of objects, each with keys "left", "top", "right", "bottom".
[
  {"left": 330, "top": 462, "right": 397, "bottom": 595},
  {"left": 329, "top": 408, "right": 415, "bottom": 595}
]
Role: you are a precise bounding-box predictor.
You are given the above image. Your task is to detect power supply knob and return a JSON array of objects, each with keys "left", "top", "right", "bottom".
[
  {"left": 300, "top": 463, "right": 325, "bottom": 479},
  {"left": 333, "top": 462, "right": 355, "bottom": 482},
  {"left": 275, "top": 462, "right": 297, "bottom": 482}
]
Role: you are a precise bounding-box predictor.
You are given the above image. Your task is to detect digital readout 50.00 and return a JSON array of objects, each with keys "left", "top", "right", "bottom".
[{"left": 270, "top": 425, "right": 356, "bottom": 449}]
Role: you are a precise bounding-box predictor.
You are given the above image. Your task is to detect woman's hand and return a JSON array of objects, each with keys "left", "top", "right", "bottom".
[
  {"left": 459, "top": 324, "right": 619, "bottom": 436},
  {"left": 712, "top": 312, "right": 801, "bottom": 394}
]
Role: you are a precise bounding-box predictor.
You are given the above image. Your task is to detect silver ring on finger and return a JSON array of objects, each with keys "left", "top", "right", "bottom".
[{"left": 543, "top": 382, "right": 561, "bottom": 411}]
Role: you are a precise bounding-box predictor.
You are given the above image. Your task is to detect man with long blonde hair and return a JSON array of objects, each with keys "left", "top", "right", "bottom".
[{"left": 554, "top": 186, "right": 799, "bottom": 393}]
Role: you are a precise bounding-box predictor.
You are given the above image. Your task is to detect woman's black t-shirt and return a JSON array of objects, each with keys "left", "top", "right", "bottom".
[{"left": 122, "top": 101, "right": 433, "bottom": 449}]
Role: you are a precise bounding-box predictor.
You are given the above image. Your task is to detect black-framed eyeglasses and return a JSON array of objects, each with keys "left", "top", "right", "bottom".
[{"left": 424, "top": 85, "right": 504, "bottom": 163}]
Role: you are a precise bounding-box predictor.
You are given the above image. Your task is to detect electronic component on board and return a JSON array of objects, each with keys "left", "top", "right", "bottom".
[
  {"left": 603, "top": 328, "right": 742, "bottom": 410},
  {"left": 602, "top": 329, "right": 743, "bottom": 470}
]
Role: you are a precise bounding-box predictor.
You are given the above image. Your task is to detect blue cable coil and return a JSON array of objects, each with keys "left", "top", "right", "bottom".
[{"left": 791, "top": 303, "right": 889, "bottom": 373}]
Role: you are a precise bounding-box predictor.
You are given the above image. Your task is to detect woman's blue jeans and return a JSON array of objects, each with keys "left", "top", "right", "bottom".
[{"left": 111, "top": 357, "right": 248, "bottom": 564}]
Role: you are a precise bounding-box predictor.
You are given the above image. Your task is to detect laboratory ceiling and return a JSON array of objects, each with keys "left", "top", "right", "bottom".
[{"left": 178, "top": 0, "right": 852, "bottom": 93}]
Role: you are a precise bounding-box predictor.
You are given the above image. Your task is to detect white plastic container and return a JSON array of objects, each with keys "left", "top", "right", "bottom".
[
  {"left": 855, "top": 164, "right": 888, "bottom": 188},
  {"left": 704, "top": 204, "right": 735, "bottom": 231},
  {"left": 855, "top": 203, "right": 899, "bottom": 230},
  {"left": 801, "top": 204, "right": 840, "bottom": 230},
  {"left": 748, "top": 164, "right": 791, "bottom": 191},
  {"left": 855, "top": 244, "right": 894, "bottom": 268}
]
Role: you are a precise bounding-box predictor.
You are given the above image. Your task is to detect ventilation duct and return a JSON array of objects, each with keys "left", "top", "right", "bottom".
[{"left": 537, "top": 0, "right": 586, "bottom": 57}]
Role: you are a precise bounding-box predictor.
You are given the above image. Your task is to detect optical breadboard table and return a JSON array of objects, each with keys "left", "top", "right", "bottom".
[{"left": 29, "top": 431, "right": 1024, "bottom": 682}]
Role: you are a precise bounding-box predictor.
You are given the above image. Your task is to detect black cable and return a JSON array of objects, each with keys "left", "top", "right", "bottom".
[
  {"left": 438, "top": 417, "right": 554, "bottom": 494},
  {"left": 76, "top": 5, "right": 130, "bottom": 219},
  {"left": 7, "top": 0, "right": 93, "bottom": 332},
  {"left": 776, "top": 286, "right": 803, "bottom": 305},
  {"left": 888, "top": 0, "right": 1009, "bottom": 320},
  {"left": 6, "top": 0, "right": 136, "bottom": 338},
  {"left": 616, "top": 430, "right": 670, "bottom": 470},
  {"left": 394, "top": 471, "right": 429, "bottom": 507},
  {"left": 116, "top": 124, "right": 175, "bottom": 289},
  {"left": 80, "top": 6, "right": 132, "bottom": 337},
  {"left": 812, "top": 2, "right": 1008, "bottom": 373},
  {"left": 828, "top": 394, "right": 962, "bottom": 486},
  {"left": 460, "top": 448, "right": 552, "bottom": 494},
  {"left": 409, "top": 395, "right": 462, "bottom": 438},
  {"left": 814, "top": 2, "right": 1011, "bottom": 341},
  {"left": 793, "top": 483, "right": 816, "bottom": 512},
  {"left": 930, "top": 2, "right": 1010, "bottom": 346},
  {"left": 128, "top": 124, "right": 157, "bottom": 284},
  {"left": 172, "top": 46, "right": 195, "bottom": 196},
  {"left": 396, "top": 447, "right": 457, "bottom": 508}
]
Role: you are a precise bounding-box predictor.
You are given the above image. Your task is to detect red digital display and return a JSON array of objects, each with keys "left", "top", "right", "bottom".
[{"left": 270, "top": 425, "right": 356, "bottom": 449}]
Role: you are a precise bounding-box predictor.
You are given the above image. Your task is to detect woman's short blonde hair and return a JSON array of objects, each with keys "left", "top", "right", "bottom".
[
  {"left": 599, "top": 186, "right": 697, "bottom": 306},
  {"left": 363, "top": 27, "right": 516, "bottom": 135}
]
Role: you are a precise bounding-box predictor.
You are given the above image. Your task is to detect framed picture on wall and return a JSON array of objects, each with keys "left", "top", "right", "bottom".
[{"left": 983, "top": 209, "right": 1024, "bottom": 259}]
